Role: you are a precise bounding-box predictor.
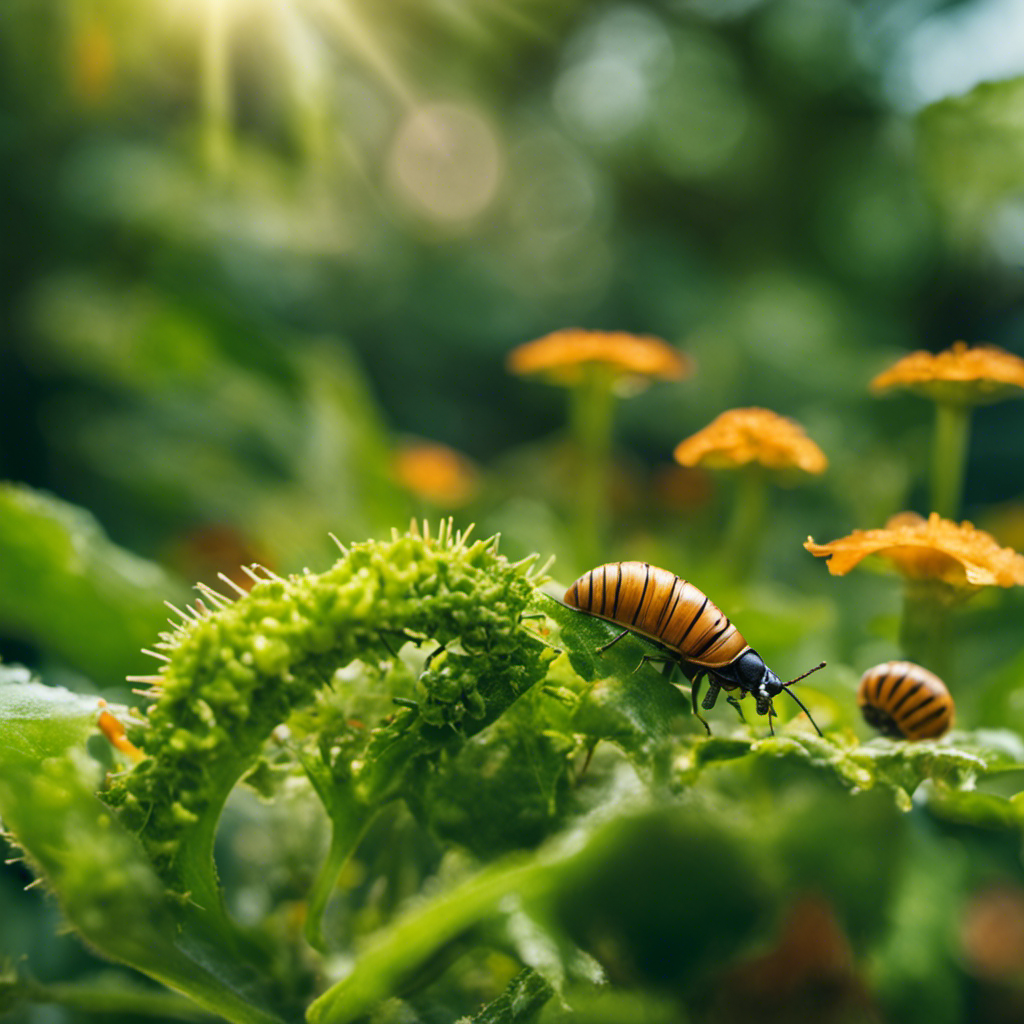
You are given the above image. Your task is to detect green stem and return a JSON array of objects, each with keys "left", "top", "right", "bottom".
[
  {"left": 306, "top": 856, "right": 554, "bottom": 1024},
  {"left": 568, "top": 370, "right": 616, "bottom": 572},
  {"left": 900, "top": 581, "right": 956, "bottom": 686},
  {"left": 176, "top": 758, "right": 277, "bottom": 972},
  {"left": 24, "top": 978, "right": 217, "bottom": 1020},
  {"left": 305, "top": 798, "right": 377, "bottom": 952},
  {"left": 723, "top": 468, "right": 768, "bottom": 579},
  {"left": 931, "top": 401, "right": 971, "bottom": 520},
  {"left": 201, "top": 0, "right": 232, "bottom": 175}
]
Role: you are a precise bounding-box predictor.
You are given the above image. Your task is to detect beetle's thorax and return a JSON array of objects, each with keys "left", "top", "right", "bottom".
[{"left": 721, "top": 649, "right": 779, "bottom": 696}]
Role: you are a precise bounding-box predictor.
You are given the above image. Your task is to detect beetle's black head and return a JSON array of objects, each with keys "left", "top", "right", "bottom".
[
  {"left": 735, "top": 650, "right": 826, "bottom": 736},
  {"left": 733, "top": 650, "right": 784, "bottom": 703}
]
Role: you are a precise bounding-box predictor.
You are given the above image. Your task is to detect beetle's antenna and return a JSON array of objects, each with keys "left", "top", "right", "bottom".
[
  {"left": 781, "top": 687, "right": 823, "bottom": 737},
  {"left": 783, "top": 661, "right": 826, "bottom": 687}
]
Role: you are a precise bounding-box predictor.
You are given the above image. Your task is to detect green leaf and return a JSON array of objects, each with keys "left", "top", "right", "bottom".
[
  {"left": 539, "top": 595, "right": 692, "bottom": 773},
  {"left": 0, "top": 664, "right": 103, "bottom": 766},
  {"left": 0, "top": 484, "right": 188, "bottom": 681},
  {"left": 0, "top": 668, "right": 290, "bottom": 1024},
  {"left": 406, "top": 685, "right": 576, "bottom": 859},
  {"left": 849, "top": 738, "right": 988, "bottom": 803},
  {"left": 925, "top": 787, "right": 1024, "bottom": 830}
]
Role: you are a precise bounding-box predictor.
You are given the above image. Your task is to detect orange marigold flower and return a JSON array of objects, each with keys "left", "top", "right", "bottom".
[
  {"left": 870, "top": 341, "right": 1024, "bottom": 405},
  {"left": 393, "top": 440, "right": 478, "bottom": 508},
  {"left": 507, "top": 329, "right": 690, "bottom": 387},
  {"left": 673, "top": 407, "right": 828, "bottom": 474},
  {"left": 804, "top": 511, "right": 1024, "bottom": 588}
]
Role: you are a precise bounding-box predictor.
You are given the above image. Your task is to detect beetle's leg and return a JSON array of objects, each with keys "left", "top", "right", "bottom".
[
  {"left": 633, "top": 653, "right": 675, "bottom": 674},
  {"left": 597, "top": 629, "right": 630, "bottom": 654},
  {"left": 726, "top": 695, "right": 747, "bottom": 723},
  {"left": 690, "top": 671, "right": 711, "bottom": 735},
  {"left": 702, "top": 681, "right": 721, "bottom": 711},
  {"left": 661, "top": 659, "right": 677, "bottom": 680}
]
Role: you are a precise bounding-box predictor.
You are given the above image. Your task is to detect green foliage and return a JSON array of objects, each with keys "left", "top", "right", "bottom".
[
  {"left": 0, "top": 668, "right": 288, "bottom": 1024},
  {"left": 455, "top": 969, "right": 553, "bottom": 1024},
  {"left": 4, "top": 525, "right": 1024, "bottom": 1023},
  {"left": 7, "top": 1, "right": 1024, "bottom": 1021},
  {"left": 917, "top": 76, "right": 1024, "bottom": 241},
  {"left": 0, "top": 485, "right": 187, "bottom": 681}
]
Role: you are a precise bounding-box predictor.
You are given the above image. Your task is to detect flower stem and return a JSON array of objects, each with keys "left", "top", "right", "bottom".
[
  {"left": 568, "top": 369, "right": 616, "bottom": 571},
  {"left": 931, "top": 401, "right": 970, "bottom": 520},
  {"left": 723, "top": 467, "right": 768, "bottom": 579},
  {"left": 900, "top": 580, "right": 955, "bottom": 685}
]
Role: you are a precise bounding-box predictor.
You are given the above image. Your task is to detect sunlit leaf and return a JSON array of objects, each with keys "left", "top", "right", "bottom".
[
  {"left": 0, "top": 485, "right": 186, "bottom": 681},
  {"left": 0, "top": 668, "right": 291, "bottom": 1024}
]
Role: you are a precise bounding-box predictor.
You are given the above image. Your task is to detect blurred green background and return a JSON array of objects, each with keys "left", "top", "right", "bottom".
[
  {"left": 4, "top": 0, "right": 1024, "bottom": 580},
  {"left": 5, "top": 0, "right": 1024, "bottom": 1021}
]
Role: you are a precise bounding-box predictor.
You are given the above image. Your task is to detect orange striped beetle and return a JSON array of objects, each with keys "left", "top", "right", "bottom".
[
  {"left": 857, "top": 661, "right": 953, "bottom": 740},
  {"left": 564, "top": 561, "right": 824, "bottom": 736}
]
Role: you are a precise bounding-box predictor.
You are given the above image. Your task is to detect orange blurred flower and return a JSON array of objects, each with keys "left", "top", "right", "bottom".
[
  {"left": 805, "top": 511, "right": 1024, "bottom": 589},
  {"left": 650, "top": 463, "right": 715, "bottom": 511},
  {"left": 713, "top": 894, "right": 875, "bottom": 1021},
  {"left": 673, "top": 407, "right": 828, "bottom": 475},
  {"left": 393, "top": 440, "right": 479, "bottom": 508},
  {"left": 97, "top": 703, "right": 145, "bottom": 764},
  {"left": 871, "top": 341, "right": 1024, "bottom": 405},
  {"left": 962, "top": 884, "right": 1024, "bottom": 980},
  {"left": 507, "top": 328, "right": 690, "bottom": 389},
  {"left": 71, "top": 18, "right": 114, "bottom": 104},
  {"left": 169, "top": 524, "right": 271, "bottom": 593}
]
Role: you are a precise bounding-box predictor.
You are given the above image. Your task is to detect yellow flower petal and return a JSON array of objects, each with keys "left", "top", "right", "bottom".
[
  {"left": 673, "top": 407, "right": 828, "bottom": 474},
  {"left": 805, "top": 512, "right": 1024, "bottom": 588},
  {"left": 871, "top": 342, "right": 1024, "bottom": 405},
  {"left": 507, "top": 329, "right": 691, "bottom": 386}
]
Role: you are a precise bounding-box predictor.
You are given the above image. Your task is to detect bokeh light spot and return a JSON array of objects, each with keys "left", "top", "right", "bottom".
[
  {"left": 555, "top": 5, "right": 673, "bottom": 144},
  {"left": 387, "top": 102, "right": 503, "bottom": 224}
]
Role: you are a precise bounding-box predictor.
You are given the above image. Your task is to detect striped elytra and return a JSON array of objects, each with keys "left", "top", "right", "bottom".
[
  {"left": 563, "top": 561, "right": 825, "bottom": 736},
  {"left": 565, "top": 561, "right": 747, "bottom": 668},
  {"left": 857, "top": 661, "right": 953, "bottom": 741}
]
